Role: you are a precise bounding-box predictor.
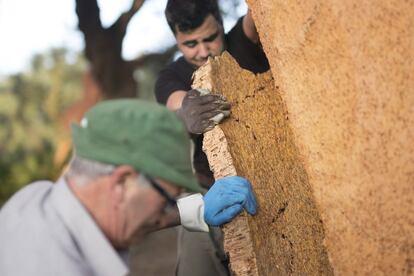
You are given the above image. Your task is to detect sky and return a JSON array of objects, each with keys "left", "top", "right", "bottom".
[{"left": 0, "top": 0, "right": 246, "bottom": 77}]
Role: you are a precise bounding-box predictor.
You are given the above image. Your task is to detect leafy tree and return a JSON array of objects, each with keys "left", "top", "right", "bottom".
[{"left": 0, "top": 48, "right": 86, "bottom": 205}]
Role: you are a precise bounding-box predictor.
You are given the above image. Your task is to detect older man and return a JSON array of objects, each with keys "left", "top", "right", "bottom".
[{"left": 0, "top": 99, "right": 256, "bottom": 276}]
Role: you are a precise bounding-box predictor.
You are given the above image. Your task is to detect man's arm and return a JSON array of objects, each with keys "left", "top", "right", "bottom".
[
  {"left": 152, "top": 176, "right": 257, "bottom": 232},
  {"left": 166, "top": 90, "right": 187, "bottom": 111},
  {"left": 242, "top": 10, "right": 259, "bottom": 44}
]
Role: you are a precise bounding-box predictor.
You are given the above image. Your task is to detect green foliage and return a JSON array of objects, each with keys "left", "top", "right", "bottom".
[{"left": 0, "top": 48, "right": 86, "bottom": 206}]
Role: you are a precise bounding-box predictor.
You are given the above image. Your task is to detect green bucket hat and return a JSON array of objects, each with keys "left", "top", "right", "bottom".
[{"left": 71, "top": 99, "right": 201, "bottom": 193}]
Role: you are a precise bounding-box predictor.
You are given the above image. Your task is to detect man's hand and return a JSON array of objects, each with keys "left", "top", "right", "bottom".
[
  {"left": 204, "top": 176, "right": 257, "bottom": 226},
  {"left": 176, "top": 89, "right": 230, "bottom": 134}
]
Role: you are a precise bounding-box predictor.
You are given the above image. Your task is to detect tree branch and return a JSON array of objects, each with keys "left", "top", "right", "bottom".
[
  {"left": 75, "top": 0, "right": 102, "bottom": 34},
  {"left": 75, "top": 0, "right": 139, "bottom": 98},
  {"left": 113, "top": 0, "right": 145, "bottom": 34}
]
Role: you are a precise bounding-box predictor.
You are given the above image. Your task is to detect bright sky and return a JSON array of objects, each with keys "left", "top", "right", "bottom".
[{"left": 0, "top": 0, "right": 246, "bottom": 77}]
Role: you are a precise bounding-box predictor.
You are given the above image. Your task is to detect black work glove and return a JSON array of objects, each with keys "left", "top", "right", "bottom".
[{"left": 176, "top": 89, "right": 230, "bottom": 134}]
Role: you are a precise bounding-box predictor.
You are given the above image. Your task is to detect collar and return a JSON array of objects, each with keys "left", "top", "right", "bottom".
[{"left": 50, "top": 178, "right": 129, "bottom": 276}]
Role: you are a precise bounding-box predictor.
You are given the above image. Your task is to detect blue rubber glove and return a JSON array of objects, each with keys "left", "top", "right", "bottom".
[{"left": 204, "top": 176, "right": 257, "bottom": 226}]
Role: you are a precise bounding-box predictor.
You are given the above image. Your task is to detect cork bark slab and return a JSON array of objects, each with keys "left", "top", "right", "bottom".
[
  {"left": 203, "top": 126, "right": 259, "bottom": 276},
  {"left": 246, "top": 0, "right": 414, "bottom": 274},
  {"left": 193, "top": 52, "right": 333, "bottom": 275}
]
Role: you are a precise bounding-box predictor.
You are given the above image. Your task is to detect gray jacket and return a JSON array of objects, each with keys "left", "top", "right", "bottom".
[{"left": 0, "top": 178, "right": 128, "bottom": 276}]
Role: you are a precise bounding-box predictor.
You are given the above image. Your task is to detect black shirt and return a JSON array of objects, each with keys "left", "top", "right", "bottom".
[{"left": 155, "top": 17, "right": 270, "bottom": 188}]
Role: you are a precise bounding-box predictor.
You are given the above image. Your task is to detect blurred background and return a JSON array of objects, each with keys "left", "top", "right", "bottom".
[{"left": 0, "top": 0, "right": 247, "bottom": 205}]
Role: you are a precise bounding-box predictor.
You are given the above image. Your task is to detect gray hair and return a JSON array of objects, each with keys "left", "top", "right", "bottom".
[{"left": 65, "top": 155, "right": 116, "bottom": 186}]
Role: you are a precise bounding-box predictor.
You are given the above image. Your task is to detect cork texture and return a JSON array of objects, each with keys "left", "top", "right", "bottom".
[
  {"left": 246, "top": 0, "right": 414, "bottom": 274},
  {"left": 197, "top": 67, "right": 259, "bottom": 275},
  {"left": 203, "top": 128, "right": 259, "bottom": 275},
  {"left": 193, "top": 52, "right": 333, "bottom": 275}
]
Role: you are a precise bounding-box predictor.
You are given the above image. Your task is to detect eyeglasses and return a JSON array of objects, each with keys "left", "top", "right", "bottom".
[{"left": 143, "top": 175, "right": 177, "bottom": 207}]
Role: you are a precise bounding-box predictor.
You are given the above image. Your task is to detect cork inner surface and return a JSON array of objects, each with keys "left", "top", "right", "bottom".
[{"left": 194, "top": 52, "right": 333, "bottom": 275}]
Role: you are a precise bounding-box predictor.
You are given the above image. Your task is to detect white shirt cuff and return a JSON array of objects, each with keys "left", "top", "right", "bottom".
[{"left": 177, "top": 193, "right": 209, "bottom": 232}]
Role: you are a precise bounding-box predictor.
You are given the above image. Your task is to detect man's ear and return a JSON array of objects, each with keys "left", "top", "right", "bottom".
[
  {"left": 110, "top": 165, "right": 136, "bottom": 184},
  {"left": 109, "top": 165, "right": 137, "bottom": 205}
]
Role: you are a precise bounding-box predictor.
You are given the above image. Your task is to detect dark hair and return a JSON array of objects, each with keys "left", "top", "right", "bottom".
[{"left": 165, "top": 0, "right": 223, "bottom": 34}]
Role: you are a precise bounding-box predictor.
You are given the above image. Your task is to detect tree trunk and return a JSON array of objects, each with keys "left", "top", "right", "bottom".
[{"left": 75, "top": 0, "right": 144, "bottom": 99}]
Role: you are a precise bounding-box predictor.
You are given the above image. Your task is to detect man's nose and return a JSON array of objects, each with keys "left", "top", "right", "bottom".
[{"left": 198, "top": 43, "right": 210, "bottom": 58}]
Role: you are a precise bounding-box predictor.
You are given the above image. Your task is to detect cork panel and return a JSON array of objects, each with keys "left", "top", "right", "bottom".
[
  {"left": 197, "top": 63, "right": 259, "bottom": 276},
  {"left": 248, "top": 0, "right": 414, "bottom": 274},
  {"left": 193, "top": 52, "right": 333, "bottom": 275}
]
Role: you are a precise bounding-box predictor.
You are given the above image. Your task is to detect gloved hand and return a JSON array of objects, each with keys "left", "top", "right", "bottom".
[
  {"left": 176, "top": 89, "right": 230, "bottom": 134},
  {"left": 204, "top": 176, "right": 257, "bottom": 226}
]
